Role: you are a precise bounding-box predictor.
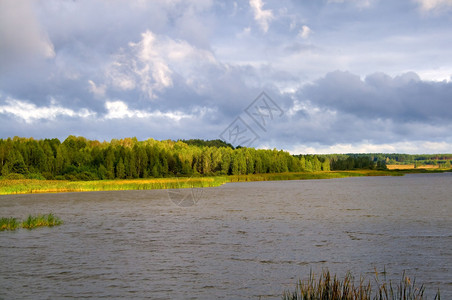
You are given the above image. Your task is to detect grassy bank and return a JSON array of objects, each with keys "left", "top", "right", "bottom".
[
  {"left": 0, "top": 177, "right": 228, "bottom": 195},
  {"left": 0, "top": 170, "right": 403, "bottom": 195},
  {"left": 283, "top": 269, "right": 440, "bottom": 300}
]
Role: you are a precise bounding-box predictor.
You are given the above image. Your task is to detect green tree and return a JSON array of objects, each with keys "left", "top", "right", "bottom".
[
  {"left": 116, "top": 158, "right": 126, "bottom": 179},
  {"left": 7, "top": 150, "right": 28, "bottom": 174},
  {"left": 105, "top": 148, "right": 115, "bottom": 179},
  {"left": 305, "top": 158, "right": 313, "bottom": 172},
  {"left": 96, "top": 164, "right": 106, "bottom": 179},
  {"left": 321, "top": 158, "right": 330, "bottom": 171},
  {"left": 313, "top": 156, "right": 322, "bottom": 172}
]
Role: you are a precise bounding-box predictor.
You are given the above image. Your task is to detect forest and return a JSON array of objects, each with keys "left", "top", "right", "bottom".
[
  {"left": 2, "top": 136, "right": 450, "bottom": 181},
  {"left": 0, "top": 136, "right": 383, "bottom": 181},
  {"left": 10, "top": 136, "right": 451, "bottom": 181}
]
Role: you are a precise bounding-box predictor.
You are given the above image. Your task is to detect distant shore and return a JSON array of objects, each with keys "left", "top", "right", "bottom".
[{"left": 0, "top": 169, "right": 450, "bottom": 196}]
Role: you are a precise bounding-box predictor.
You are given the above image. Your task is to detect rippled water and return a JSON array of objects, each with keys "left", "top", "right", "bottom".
[{"left": 1, "top": 173, "right": 451, "bottom": 299}]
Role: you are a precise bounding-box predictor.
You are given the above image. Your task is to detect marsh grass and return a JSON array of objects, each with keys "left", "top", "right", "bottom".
[
  {"left": 1, "top": 214, "right": 63, "bottom": 231},
  {"left": 0, "top": 170, "right": 401, "bottom": 195},
  {"left": 283, "top": 270, "right": 440, "bottom": 300},
  {"left": 0, "top": 177, "right": 228, "bottom": 195},
  {"left": 0, "top": 217, "right": 20, "bottom": 231},
  {"left": 21, "top": 213, "right": 63, "bottom": 229}
]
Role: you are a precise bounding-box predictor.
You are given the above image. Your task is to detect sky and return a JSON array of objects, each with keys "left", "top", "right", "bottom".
[{"left": 1, "top": 0, "right": 452, "bottom": 154}]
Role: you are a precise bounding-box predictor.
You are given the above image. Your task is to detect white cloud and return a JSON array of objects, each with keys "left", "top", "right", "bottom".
[
  {"left": 104, "top": 100, "right": 194, "bottom": 121},
  {"left": 107, "top": 30, "right": 219, "bottom": 98},
  {"left": 416, "top": 69, "right": 452, "bottom": 82},
  {"left": 134, "top": 31, "right": 173, "bottom": 91},
  {"left": 104, "top": 100, "right": 149, "bottom": 119},
  {"left": 107, "top": 31, "right": 174, "bottom": 99},
  {"left": 298, "top": 25, "right": 312, "bottom": 39},
  {"left": 249, "top": 0, "right": 274, "bottom": 33},
  {"left": 415, "top": 0, "right": 452, "bottom": 11},
  {"left": 0, "top": 98, "right": 94, "bottom": 123},
  {"left": 88, "top": 80, "right": 106, "bottom": 98},
  {"left": 108, "top": 61, "right": 137, "bottom": 91}
]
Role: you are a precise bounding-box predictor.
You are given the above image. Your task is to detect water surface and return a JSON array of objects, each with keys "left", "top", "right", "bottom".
[{"left": 1, "top": 173, "right": 451, "bottom": 299}]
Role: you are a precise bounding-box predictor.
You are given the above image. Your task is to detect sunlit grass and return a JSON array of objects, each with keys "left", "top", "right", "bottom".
[
  {"left": 0, "top": 170, "right": 404, "bottom": 195},
  {"left": 386, "top": 164, "right": 452, "bottom": 171},
  {"left": 0, "top": 177, "right": 229, "bottom": 195},
  {"left": 283, "top": 269, "right": 440, "bottom": 300}
]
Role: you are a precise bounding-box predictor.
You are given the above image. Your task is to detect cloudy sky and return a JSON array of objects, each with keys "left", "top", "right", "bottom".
[{"left": 1, "top": 0, "right": 451, "bottom": 154}]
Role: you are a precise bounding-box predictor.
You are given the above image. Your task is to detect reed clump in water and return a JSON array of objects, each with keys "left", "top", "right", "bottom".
[
  {"left": 0, "top": 217, "right": 20, "bottom": 231},
  {"left": 283, "top": 270, "right": 440, "bottom": 300},
  {"left": 21, "top": 213, "right": 63, "bottom": 229},
  {"left": 1, "top": 214, "right": 63, "bottom": 231}
]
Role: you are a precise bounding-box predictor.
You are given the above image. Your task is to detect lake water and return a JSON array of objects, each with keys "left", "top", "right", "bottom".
[{"left": 1, "top": 173, "right": 451, "bottom": 299}]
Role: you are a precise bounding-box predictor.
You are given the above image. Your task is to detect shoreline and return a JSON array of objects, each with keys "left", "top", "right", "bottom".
[{"left": 0, "top": 169, "right": 450, "bottom": 196}]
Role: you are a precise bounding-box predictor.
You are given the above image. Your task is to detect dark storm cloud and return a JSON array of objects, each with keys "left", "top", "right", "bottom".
[
  {"left": 301, "top": 71, "right": 452, "bottom": 123},
  {"left": 260, "top": 71, "right": 452, "bottom": 151}
]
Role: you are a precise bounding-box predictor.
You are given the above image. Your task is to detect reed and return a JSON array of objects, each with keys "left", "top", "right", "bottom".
[
  {"left": 21, "top": 213, "right": 63, "bottom": 229},
  {"left": 0, "top": 177, "right": 229, "bottom": 195},
  {"left": 0, "top": 217, "right": 20, "bottom": 231},
  {"left": 283, "top": 270, "right": 440, "bottom": 300}
]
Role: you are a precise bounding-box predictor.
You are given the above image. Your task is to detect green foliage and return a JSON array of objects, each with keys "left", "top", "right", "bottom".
[
  {"left": 4, "top": 173, "right": 26, "bottom": 180},
  {"left": 27, "top": 173, "right": 46, "bottom": 180},
  {"left": 325, "top": 155, "right": 388, "bottom": 171},
  {"left": 179, "top": 139, "right": 234, "bottom": 149}
]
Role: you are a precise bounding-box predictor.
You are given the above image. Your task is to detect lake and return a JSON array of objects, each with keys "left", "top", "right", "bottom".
[{"left": 1, "top": 173, "right": 451, "bottom": 299}]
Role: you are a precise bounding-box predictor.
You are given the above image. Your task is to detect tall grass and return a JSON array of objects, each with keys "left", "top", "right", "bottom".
[
  {"left": 0, "top": 170, "right": 401, "bottom": 195},
  {"left": 0, "top": 177, "right": 229, "bottom": 195},
  {"left": 283, "top": 270, "right": 440, "bottom": 300}
]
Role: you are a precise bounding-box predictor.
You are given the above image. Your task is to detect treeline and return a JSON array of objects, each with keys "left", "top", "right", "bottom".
[
  {"left": 0, "top": 136, "right": 332, "bottom": 180},
  {"left": 327, "top": 153, "right": 452, "bottom": 167},
  {"left": 326, "top": 155, "right": 388, "bottom": 170},
  {"left": 295, "top": 154, "right": 388, "bottom": 171},
  {"left": 383, "top": 153, "right": 452, "bottom": 163},
  {"left": 381, "top": 153, "right": 452, "bottom": 167}
]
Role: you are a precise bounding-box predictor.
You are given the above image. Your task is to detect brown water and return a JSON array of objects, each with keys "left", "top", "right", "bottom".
[{"left": 1, "top": 173, "right": 451, "bottom": 299}]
